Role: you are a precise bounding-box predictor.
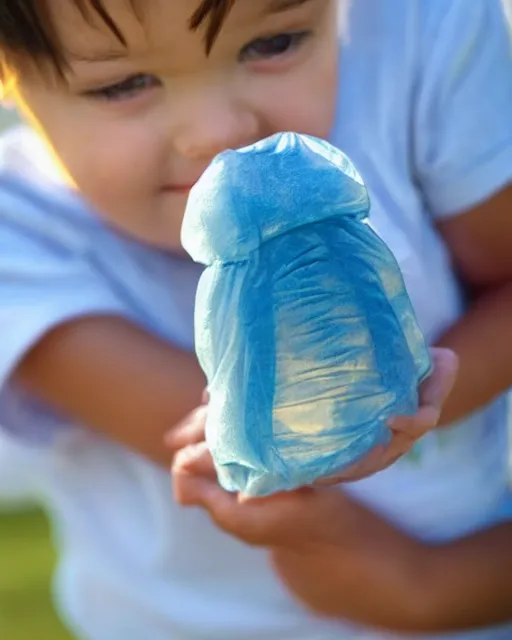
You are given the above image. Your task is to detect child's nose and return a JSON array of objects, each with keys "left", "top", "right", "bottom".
[{"left": 173, "top": 97, "right": 260, "bottom": 161}]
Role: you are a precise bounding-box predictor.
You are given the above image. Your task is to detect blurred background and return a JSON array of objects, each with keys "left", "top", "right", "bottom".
[{"left": 0, "top": 105, "right": 72, "bottom": 639}]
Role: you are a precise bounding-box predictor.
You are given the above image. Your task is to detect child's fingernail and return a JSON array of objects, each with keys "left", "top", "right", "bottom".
[{"left": 173, "top": 445, "right": 198, "bottom": 470}]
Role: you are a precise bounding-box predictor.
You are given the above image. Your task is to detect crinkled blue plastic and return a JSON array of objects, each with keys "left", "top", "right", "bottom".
[{"left": 182, "top": 132, "right": 431, "bottom": 497}]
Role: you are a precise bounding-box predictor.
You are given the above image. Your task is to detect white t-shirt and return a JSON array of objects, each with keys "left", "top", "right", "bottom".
[{"left": 0, "top": 0, "right": 511, "bottom": 638}]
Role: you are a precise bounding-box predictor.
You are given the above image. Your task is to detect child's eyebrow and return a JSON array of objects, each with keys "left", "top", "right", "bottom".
[
  {"left": 67, "top": 49, "right": 128, "bottom": 63},
  {"left": 265, "top": 0, "right": 313, "bottom": 14}
]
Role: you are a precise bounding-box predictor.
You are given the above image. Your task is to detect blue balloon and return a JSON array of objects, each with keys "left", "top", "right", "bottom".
[{"left": 182, "top": 132, "right": 431, "bottom": 496}]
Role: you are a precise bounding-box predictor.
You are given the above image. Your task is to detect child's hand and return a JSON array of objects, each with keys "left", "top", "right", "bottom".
[
  {"left": 172, "top": 442, "right": 430, "bottom": 630},
  {"left": 317, "top": 347, "right": 458, "bottom": 483},
  {"left": 171, "top": 352, "right": 457, "bottom": 629},
  {"left": 164, "top": 388, "right": 208, "bottom": 460}
]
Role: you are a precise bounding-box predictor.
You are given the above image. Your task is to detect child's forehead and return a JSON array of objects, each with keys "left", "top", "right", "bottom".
[
  {"left": 2, "top": 0, "right": 329, "bottom": 79},
  {"left": 52, "top": 0, "right": 315, "bottom": 39},
  {"left": 50, "top": 0, "right": 318, "bottom": 66},
  {"left": 23, "top": 0, "right": 211, "bottom": 64},
  {"left": 49, "top": 0, "right": 197, "bottom": 42},
  {"left": 49, "top": 0, "right": 292, "bottom": 56}
]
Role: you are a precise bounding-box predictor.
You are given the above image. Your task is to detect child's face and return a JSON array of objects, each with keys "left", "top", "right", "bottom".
[{"left": 11, "top": 0, "right": 339, "bottom": 251}]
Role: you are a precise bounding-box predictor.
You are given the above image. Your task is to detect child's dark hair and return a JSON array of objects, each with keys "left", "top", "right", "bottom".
[{"left": 0, "top": 0, "right": 236, "bottom": 74}]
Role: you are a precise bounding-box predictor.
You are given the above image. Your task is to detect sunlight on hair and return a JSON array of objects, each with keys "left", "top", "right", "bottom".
[{"left": 0, "top": 61, "right": 18, "bottom": 104}]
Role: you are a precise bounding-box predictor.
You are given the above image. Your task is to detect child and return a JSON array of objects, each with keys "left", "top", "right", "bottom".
[{"left": 0, "top": 0, "right": 511, "bottom": 639}]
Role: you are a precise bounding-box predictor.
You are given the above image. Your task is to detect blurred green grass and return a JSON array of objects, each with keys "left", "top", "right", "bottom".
[{"left": 0, "top": 506, "right": 73, "bottom": 640}]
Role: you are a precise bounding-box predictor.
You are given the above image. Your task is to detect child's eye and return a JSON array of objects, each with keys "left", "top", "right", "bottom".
[
  {"left": 239, "top": 31, "right": 311, "bottom": 63},
  {"left": 84, "top": 74, "right": 161, "bottom": 101}
]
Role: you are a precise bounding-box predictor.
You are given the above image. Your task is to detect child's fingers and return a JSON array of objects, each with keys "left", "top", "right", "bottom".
[
  {"left": 316, "top": 444, "right": 386, "bottom": 484},
  {"left": 172, "top": 448, "right": 264, "bottom": 540},
  {"left": 173, "top": 442, "right": 224, "bottom": 509},
  {"left": 164, "top": 406, "right": 207, "bottom": 451},
  {"left": 173, "top": 443, "right": 329, "bottom": 546},
  {"left": 173, "top": 471, "right": 267, "bottom": 545},
  {"left": 173, "top": 441, "right": 216, "bottom": 478},
  {"left": 389, "top": 403, "right": 440, "bottom": 437},
  {"left": 173, "top": 466, "right": 221, "bottom": 505},
  {"left": 390, "top": 348, "right": 458, "bottom": 436},
  {"left": 419, "top": 348, "right": 458, "bottom": 409}
]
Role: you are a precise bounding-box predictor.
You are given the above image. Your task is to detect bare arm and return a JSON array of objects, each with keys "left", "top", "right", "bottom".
[
  {"left": 435, "top": 184, "right": 512, "bottom": 425},
  {"left": 415, "top": 523, "right": 512, "bottom": 631},
  {"left": 14, "top": 315, "right": 205, "bottom": 467}
]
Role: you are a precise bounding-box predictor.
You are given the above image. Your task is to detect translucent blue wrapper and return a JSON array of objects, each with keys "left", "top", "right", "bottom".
[{"left": 182, "top": 133, "right": 431, "bottom": 496}]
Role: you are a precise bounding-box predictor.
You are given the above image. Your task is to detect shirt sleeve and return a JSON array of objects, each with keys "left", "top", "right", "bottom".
[
  {"left": 414, "top": 0, "right": 512, "bottom": 218},
  {"left": 0, "top": 194, "right": 133, "bottom": 447}
]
